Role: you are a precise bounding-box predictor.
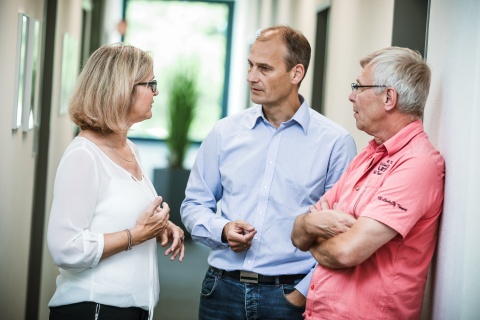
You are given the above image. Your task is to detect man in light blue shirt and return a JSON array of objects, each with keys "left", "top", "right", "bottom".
[{"left": 181, "top": 25, "right": 357, "bottom": 320}]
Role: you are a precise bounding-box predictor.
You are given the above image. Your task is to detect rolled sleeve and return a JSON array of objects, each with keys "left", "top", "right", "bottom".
[{"left": 47, "top": 148, "right": 102, "bottom": 271}]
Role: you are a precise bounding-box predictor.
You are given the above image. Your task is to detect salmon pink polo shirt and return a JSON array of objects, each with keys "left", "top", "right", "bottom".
[{"left": 305, "top": 120, "right": 445, "bottom": 320}]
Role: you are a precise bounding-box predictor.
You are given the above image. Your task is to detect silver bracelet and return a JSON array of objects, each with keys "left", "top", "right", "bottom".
[{"left": 124, "top": 229, "right": 133, "bottom": 251}]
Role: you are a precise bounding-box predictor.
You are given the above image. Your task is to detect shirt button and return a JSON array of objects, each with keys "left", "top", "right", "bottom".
[
  {"left": 355, "top": 186, "right": 360, "bottom": 191},
  {"left": 308, "top": 312, "right": 312, "bottom": 317},
  {"left": 269, "top": 160, "right": 273, "bottom": 164},
  {"left": 264, "top": 185, "right": 268, "bottom": 189},
  {"left": 310, "top": 284, "right": 314, "bottom": 290}
]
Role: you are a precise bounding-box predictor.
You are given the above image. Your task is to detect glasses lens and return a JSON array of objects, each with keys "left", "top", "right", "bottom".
[{"left": 137, "top": 81, "right": 157, "bottom": 92}]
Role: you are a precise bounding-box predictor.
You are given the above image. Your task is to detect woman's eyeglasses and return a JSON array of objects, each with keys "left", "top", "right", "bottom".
[{"left": 137, "top": 80, "right": 157, "bottom": 93}]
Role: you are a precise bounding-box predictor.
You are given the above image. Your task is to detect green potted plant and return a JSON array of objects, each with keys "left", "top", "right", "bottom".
[
  {"left": 153, "top": 67, "right": 198, "bottom": 237},
  {"left": 166, "top": 70, "right": 198, "bottom": 168}
]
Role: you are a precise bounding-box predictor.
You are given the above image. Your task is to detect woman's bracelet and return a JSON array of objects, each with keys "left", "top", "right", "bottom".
[{"left": 124, "top": 229, "right": 133, "bottom": 251}]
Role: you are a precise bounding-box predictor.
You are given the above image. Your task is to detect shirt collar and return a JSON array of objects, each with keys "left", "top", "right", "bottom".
[
  {"left": 368, "top": 119, "right": 424, "bottom": 155},
  {"left": 246, "top": 95, "right": 310, "bottom": 134}
]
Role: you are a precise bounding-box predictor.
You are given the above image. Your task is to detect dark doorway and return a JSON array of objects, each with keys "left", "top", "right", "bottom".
[
  {"left": 311, "top": 7, "right": 329, "bottom": 114},
  {"left": 391, "top": 0, "right": 429, "bottom": 57}
]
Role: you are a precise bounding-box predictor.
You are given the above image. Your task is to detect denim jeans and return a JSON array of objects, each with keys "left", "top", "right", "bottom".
[{"left": 198, "top": 267, "right": 305, "bottom": 320}]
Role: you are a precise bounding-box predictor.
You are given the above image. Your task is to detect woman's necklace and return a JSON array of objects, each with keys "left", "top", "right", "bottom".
[{"left": 102, "top": 133, "right": 135, "bottom": 163}]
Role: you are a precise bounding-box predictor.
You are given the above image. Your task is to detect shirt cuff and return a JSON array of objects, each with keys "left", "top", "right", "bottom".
[
  {"left": 295, "top": 266, "right": 314, "bottom": 296},
  {"left": 209, "top": 217, "right": 231, "bottom": 246},
  {"left": 91, "top": 232, "right": 104, "bottom": 268}
]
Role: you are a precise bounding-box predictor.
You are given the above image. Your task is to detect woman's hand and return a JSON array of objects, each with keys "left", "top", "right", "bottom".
[
  {"left": 130, "top": 196, "right": 170, "bottom": 245},
  {"left": 157, "top": 221, "right": 185, "bottom": 262},
  {"left": 101, "top": 197, "right": 170, "bottom": 260}
]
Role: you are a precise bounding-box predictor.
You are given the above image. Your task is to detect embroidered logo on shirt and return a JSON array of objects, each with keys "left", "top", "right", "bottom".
[
  {"left": 378, "top": 196, "right": 408, "bottom": 211},
  {"left": 373, "top": 160, "right": 393, "bottom": 175}
]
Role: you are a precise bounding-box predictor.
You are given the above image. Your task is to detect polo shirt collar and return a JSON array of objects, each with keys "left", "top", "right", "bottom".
[
  {"left": 382, "top": 120, "right": 424, "bottom": 155},
  {"left": 247, "top": 95, "right": 310, "bottom": 134}
]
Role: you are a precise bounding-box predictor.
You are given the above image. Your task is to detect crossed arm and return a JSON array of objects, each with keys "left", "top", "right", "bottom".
[{"left": 291, "top": 197, "right": 398, "bottom": 269}]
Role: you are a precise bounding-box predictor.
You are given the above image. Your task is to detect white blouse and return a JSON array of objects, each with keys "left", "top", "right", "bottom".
[{"left": 47, "top": 137, "right": 159, "bottom": 317}]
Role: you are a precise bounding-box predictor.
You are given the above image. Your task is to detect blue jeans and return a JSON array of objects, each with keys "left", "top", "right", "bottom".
[{"left": 198, "top": 267, "right": 305, "bottom": 320}]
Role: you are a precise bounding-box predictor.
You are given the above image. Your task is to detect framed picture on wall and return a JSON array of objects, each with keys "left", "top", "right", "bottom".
[
  {"left": 12, "top": 13, "right": 28, "bottom": 130},
  {"left": 22, "top": 18, "right": 40, "bottom": 132},
  {"left": 59, "top": 33, "right": 79, "bottom": 115},
  {"left": 12, "top": 13, "right": 40, "bottom": 132}
]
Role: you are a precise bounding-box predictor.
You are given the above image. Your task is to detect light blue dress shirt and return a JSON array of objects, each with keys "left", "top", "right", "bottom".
[{"left": 181, "top": 96, "right": 357, "bottom": 295}]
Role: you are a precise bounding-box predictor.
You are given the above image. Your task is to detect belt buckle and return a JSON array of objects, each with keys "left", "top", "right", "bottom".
[{"left": 240, "top": 271, "right": 259, "bottom": 284}]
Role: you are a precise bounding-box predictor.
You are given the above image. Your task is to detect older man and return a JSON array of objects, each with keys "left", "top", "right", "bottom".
[{"left": 292, "top": 47, "right": 445, "bottom": 319}]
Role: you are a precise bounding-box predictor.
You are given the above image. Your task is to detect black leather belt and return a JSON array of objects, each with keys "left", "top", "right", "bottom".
[{"left": 210, "top": 266, "right": 306, "bottom": 285}]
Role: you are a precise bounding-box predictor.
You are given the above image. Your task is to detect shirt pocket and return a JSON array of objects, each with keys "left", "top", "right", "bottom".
[
  {"left": 350, "top": 173, "right": 386, "bottom": 218},
  {"left": 351, "top": 186, "right": 376, "bottom": 218}
]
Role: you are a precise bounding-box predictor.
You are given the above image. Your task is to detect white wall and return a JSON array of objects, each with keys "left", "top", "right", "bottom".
[
  {"left": 0, "top": 1, "right": 44, "bottom": 319},
  {"left": 0, "top": 0, "right": 82, "bottom": 319},
  {"left": 424, "top": 0, "right": 480, "bottom": 318},
  {"left": 227, "top": 0, "right": 259, "bottom": 115},
  {"left": 322, "top": 0, "right": 394, "bottom": 150},
  {"left": 103, "top": 0, "right": 124, "bottom": 45}
]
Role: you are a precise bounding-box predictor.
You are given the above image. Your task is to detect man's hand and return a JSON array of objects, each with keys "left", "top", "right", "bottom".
[
  {"left": 285, "top": 289, "right": 306, "bottom": 307},
  {"left": 291, "top": 197, "right": 356, "bottom": 251},
  {"left": 308, "top": 204, "right": 356, "bottom": 239},
  {"left": 222, "top": 220, "right": 256, "bottom": 252}
]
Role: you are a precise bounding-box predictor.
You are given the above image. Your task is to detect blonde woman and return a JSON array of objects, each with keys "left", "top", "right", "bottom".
[{"left": 47, "top": 43, "right": 184, "bottom": 320}]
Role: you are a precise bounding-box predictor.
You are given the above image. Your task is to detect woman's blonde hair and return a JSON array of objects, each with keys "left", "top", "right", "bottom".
[{"left": 69, "top": 43, "right": 153, "bottom": 133}]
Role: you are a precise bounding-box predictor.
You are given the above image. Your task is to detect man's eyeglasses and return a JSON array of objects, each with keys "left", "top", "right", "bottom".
[
  {"left": 351, "top": 82, "right": 387, "bottom": 92},
  {"left": 137, "top": 80, "right": 157, "bottom": 93}
]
